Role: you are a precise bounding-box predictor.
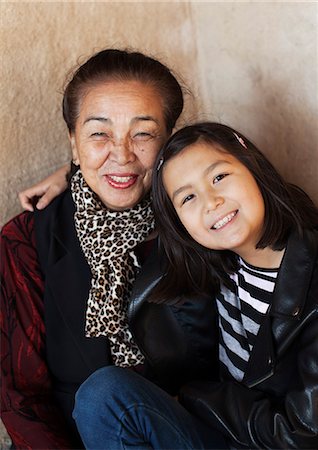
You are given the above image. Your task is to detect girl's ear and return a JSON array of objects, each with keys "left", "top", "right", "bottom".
[{"left": 69, "top": 132, "right": 80, "bottom": 166}]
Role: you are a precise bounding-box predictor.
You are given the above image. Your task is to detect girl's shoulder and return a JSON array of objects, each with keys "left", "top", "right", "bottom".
[{"left": 288, "top": 227, "right": 318, "bottom": 254}]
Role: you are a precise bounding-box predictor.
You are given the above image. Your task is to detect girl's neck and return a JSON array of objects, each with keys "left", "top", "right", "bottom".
[{"left": 238, "top": 247, "right": 285, "bottom": 270}]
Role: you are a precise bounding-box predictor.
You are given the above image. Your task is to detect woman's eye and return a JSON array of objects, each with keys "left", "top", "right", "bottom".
[
  {"left": 91, "top": 132, "right": 109, "bottom": 139},
  {"left": 181, "top": 194, "right": 194, "bottom": 205},
  {"left": 213, "top": 173, "right": 228, "bottom": 184},
  {"left": 132, "top": 132, "right": 154, "bottom": 141}
]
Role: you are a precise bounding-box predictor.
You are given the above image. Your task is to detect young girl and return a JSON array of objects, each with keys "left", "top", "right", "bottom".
[{"left": 150, "top": 122, "right": 318, "bottom": 449}]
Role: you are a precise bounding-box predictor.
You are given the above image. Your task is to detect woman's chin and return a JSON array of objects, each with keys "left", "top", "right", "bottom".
[{"left": 97, "top": 187, "right": 149, "bottom": 211}]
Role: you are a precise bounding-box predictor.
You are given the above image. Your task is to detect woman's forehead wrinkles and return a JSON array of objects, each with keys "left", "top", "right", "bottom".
[
  {"left": 83, "top": 115, "right": 160, "bottom": 127},
  {"left": 84, "top": 116, "right": 109, "bottom": 125}
]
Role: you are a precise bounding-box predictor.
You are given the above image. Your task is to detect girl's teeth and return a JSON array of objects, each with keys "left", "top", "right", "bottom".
[{"left": 212, "top": 211, "right": 236, "bottom": 230}]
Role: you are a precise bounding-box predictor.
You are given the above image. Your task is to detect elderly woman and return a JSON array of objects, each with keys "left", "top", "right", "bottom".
[{"left": 1, "top": 49, "right": 225, "bottom": 449}]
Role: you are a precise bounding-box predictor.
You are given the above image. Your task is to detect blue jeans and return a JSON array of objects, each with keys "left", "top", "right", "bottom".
[{"left": 73, "top": 366, "right": 227, "bottom": 450}]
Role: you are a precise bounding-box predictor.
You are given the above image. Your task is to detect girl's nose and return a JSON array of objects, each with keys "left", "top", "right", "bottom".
[{"left": 204, "top": 191, "right": 224, "bottom": 213}]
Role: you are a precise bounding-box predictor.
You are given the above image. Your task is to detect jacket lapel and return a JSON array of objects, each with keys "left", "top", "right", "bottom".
[
  {"left": 128, "top": 239, "right": 163, "bottom": 321},
  {"left": 43, "top": 192, "right": 110, "bottom": 372},
  {"left": 243, "top": 229, "right": 317, "bottom": 387}
]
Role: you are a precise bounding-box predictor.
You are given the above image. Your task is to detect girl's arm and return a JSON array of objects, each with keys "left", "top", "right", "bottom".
[{"left": 19, "top": 164, "right": 70, "bottom": 211}]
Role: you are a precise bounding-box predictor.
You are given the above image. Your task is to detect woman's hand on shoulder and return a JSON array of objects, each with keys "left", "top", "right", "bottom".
[{"left": 18, "top": 164, "right": 70, "bottom": 211}]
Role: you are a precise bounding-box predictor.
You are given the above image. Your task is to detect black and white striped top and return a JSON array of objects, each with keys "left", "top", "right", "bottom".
[{"left": 216, "top": 258, "right": 278, "bottom": 381}]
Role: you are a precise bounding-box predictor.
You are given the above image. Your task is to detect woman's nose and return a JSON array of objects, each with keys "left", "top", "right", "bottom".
[{"left": 109, "top": 140, "right": 136, "bottom": 165}]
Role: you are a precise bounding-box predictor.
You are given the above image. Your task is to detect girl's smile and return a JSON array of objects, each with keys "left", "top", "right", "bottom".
[
  {"left": 210, "top": 209, "right": 238, "bottom": 230},
  {"left": 163, "top": 141, "right": 267, "bottom": 263}
]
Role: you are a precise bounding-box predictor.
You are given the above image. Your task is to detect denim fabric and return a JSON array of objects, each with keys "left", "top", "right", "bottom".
[{"left": 73, "top": 366, "right": 227, "bottom": 450}]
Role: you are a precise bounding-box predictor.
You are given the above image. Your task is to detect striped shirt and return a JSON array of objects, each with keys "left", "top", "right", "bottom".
[{"left": 216, "top": 258, "right": 278, "bottom": 381}]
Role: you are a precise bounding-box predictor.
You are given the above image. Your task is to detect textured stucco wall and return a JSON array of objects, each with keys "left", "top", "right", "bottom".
[
  {"left": 1, "top": 1, "right": 317, "bottom": 229},
  {"left": 0, "top": 1, "right": 199, "bottom": 226},
  {"left": 192, "top": 1, "right": 318, "bottom": 208}
]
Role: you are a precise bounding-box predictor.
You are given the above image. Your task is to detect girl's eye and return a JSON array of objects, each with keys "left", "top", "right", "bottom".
[
  {"left": 213, "top": 173, "right": 228, "bottom": 184},
  {"left": 181, "top": 194, "right": 194, "bottom": 205}
]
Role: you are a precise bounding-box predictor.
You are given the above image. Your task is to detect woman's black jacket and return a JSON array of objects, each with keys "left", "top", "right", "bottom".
[{"left": 34, "top": 190, "right": 219, "bottom": 431}]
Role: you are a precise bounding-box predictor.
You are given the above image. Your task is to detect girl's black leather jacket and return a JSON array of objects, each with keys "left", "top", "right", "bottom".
[{"left": 128, "top": 229, "right": 318, "bottom": 449}]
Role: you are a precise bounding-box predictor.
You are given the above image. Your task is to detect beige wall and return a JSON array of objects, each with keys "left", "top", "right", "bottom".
[
  {"left": 1, "top": 1, "right": 317, "bottom": 227},
  {"left": 192, "top": 1, "right": 318, "bottom": 206}
]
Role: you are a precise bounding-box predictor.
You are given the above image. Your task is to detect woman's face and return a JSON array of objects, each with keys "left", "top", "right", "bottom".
[
  {"left": 70, "top": 80, "right": 169, "bottom": 210},
  {"left": 163, "top": 141, "right": 265, "bottom": 262}
]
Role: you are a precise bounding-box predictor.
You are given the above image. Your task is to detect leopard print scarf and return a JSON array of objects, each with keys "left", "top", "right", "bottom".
[{"left": 71, "top": 170, "right": 155, "bottom": 367}]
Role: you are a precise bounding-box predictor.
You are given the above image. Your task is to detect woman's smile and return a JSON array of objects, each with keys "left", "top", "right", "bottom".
[
  {"left": 105, "top": 173, "right": 139, "bottom": 189},
  {"left": 70, "top": 80, "right": 168, "bottom": 210}
]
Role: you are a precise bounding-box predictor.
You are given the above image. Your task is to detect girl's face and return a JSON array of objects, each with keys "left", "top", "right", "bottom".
[
  {"left": 70, "top": 80, "right": 168, "bottom": 211},
  {"left": 163, "top": 141, "right": 265, "bottom": 261}
]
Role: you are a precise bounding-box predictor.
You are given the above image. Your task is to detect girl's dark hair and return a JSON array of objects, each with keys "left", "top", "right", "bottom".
[
  {"left": 151, "top": 122, "right": 318, "bottom": 303},
  {"left": 62, "top": 48, "right": 183, "bottom": 133}
]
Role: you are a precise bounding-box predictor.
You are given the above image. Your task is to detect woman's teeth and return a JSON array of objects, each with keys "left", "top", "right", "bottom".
[
  {"left": 109, "top": 175, "right": 134, "bottom": 183},
  {"left": 212, "top": 211, "right": 237, "bottom": 230}
]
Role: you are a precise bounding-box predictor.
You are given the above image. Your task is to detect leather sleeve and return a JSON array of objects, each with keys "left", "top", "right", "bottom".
[
  {"left": 179, "top": 312, "right": 318, "bottom": 449},
  {"left": 0, "top": 212, "right": 75, "bottom": 449},
  {"left": 128, "top": 244, "right": 219, "bottom": 394}
]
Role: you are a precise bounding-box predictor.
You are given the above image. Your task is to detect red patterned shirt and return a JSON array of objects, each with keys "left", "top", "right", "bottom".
[{"left": 1, "top": 212, "right": 75, "bottom": 449}]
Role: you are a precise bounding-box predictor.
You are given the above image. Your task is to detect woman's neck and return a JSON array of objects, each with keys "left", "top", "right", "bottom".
[{"left": 238, "top": 247, "right": 285, "bottom": 269}]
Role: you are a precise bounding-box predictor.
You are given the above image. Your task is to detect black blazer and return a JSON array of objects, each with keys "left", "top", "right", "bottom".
[
  {"left": 35, "top": 191, "right": 110, "bottom": 432},
  {"left": 34, "top": 190, "right": 219, "bottom": 428}
]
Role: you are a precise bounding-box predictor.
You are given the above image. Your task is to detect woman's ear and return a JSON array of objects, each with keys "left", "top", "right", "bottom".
[{"left": 69, "top": 132, "right": 80, "bottom": 166}]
